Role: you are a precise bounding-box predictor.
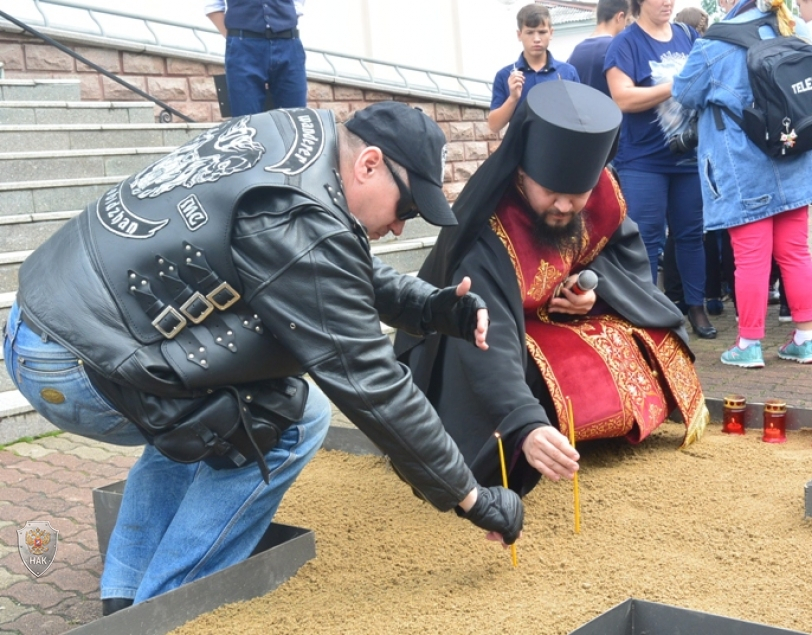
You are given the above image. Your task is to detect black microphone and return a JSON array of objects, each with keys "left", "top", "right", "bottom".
[{"left": 569, "top": 270, "right": 598, "bottom": 296}]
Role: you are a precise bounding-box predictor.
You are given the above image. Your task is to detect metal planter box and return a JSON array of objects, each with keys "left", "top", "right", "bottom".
[
  {"left": 571, "top": 598, "right": 807, "bottom": 635},
  {"left": 74, "top": 480, "right": 315, "bottom": 635}
]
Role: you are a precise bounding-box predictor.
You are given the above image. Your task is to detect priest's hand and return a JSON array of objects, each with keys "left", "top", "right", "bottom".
[
  {"left": 422, "top": 276, "right": 489, "bottom": 350},
  {"left": 522, "top": 425, "right": 580, "bottom": 481},
  {"left": 547, "top": 274, "right": 596, "bottom": 315}
]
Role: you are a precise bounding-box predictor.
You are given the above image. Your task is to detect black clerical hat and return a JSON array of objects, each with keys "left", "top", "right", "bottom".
[{"left": 520, "top": 81, "right": 621, "bottom": 194}]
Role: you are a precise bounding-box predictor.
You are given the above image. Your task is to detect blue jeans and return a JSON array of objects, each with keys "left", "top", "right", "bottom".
[
  {"left": 617, "top": 169, "right": 706, "bottom": 307},
  {"left": 225, "top": 35, "right": 307, "bottom": 115},
  {"left": 4, "top": 300, "right": 331, "bottom": 602}
]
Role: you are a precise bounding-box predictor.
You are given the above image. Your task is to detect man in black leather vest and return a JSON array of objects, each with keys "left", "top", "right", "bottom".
[{"left": 3, "top": 102, "right": 523, "bottom": 612}]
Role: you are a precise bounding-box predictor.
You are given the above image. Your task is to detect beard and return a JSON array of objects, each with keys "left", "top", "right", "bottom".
[{"left": 532, "top": 210, "right": 585, "bottom": 251}]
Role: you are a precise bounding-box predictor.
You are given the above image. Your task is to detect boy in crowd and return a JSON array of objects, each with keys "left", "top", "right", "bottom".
[{"left": 488, "top": 3, "right": 580, "bottom": 133}]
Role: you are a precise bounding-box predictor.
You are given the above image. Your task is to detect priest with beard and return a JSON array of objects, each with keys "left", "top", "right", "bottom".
[{"left": 395, "top": 81, "right": 708, "bottom": 497}]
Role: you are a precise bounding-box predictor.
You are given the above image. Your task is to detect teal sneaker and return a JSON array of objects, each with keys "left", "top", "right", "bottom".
[
  {"left": 778, "top": 337, "right": 812, "bottom": 364},
  {"left": 721, "top": 341, "right": 765, "bottom": 368}
]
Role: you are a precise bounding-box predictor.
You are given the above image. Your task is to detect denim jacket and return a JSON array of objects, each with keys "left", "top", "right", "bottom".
[{"left": 672, "top": 9, "right": 812, "bottom": 231}]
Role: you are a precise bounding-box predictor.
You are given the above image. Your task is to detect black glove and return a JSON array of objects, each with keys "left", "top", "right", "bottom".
[
  {"left": 455, "top": 486, "right": 524, "bottom": 545},
  {"left": 422, "top": 286, "right": 487, "bottom": 344}
]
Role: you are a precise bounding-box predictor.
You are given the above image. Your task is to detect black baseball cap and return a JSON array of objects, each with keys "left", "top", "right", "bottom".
[
  {"left": 520, "top": 81, "right": 621, "bottom": 194},
  {"left": 344, "top": 102, "right": 457, "bottom": 227}
]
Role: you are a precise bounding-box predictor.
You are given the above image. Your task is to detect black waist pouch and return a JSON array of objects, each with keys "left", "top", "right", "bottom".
[{"left": 152, "top": 377, "right": 309, "bottom": 482}]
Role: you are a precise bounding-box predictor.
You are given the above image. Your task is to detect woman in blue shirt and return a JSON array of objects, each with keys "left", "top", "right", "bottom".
[
  {"left": 604, "top": 0, "right": 716, "bottom": 339},
  {"left": 672, "top": 0, "right": 812, "bottom": 367}
]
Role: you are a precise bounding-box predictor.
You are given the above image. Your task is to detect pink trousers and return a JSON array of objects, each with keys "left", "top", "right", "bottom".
[{"left": 728, "top": 206, "right": 812, "bottom": 340}]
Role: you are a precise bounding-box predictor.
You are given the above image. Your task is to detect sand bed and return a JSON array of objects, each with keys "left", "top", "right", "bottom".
[{"left": 172, "top": 424, "right": 812, "bottom": 635}]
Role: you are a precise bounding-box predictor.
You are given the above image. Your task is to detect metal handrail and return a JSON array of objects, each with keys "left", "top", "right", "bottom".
[
  {"left": 32, "top": 0, "right": 220, "bottom": 56},
  {"left": 0, "top": 6, "right": 194, "bottom": 122},
  {"left": 2, "top": 0, "right": 494, "bottom": 107}
]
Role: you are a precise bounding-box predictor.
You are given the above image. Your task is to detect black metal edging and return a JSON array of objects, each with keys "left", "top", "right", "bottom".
[
  {"left": 0, "top": 8, "right": 195, "bottom": 123},
  {"left": 80, "top": 481, "right": 315, "bottom": 635},
  {"left": 570, "top": 598, "right": 807, "bottom": 635}
]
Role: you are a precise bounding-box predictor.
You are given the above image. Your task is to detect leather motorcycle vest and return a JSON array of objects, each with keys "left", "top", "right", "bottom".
[{"left": 19, "top": 108, "right": 350, "bottom": 396}]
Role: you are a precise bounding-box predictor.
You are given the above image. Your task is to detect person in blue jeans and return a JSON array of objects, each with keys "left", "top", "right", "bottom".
[
  {"left": 604, "top": 0, "right": 716, "bottom": 339},
  {"left": 206, "top": 0, "right": 307, "bottom": 115},
  {"left": 488, "top": 3, "right": 580, "bottom": 133},
  {"left": 672, "top": 0, "right": 812, "bottom": 366},
  {"left": 4, "top": 102, "right": 523, "bottom": 614},
  {"left": 4, "top": 300, "right": 330, "bottom": 603}
]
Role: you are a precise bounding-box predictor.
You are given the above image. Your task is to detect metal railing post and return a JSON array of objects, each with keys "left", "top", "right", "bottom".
[{"left": 0, "top": 7, "right": 195, "bottom": 123}]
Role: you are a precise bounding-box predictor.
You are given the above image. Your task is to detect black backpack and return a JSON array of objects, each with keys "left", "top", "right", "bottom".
[{"left": 703, "top": 14, "right": 812, "bottom": 158}]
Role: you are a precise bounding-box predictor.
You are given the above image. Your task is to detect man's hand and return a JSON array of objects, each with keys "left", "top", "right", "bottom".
[
  {"left": 508, "top": 68, "right": 525, "bottom": 102},
  {"left": 547, "top": 274, "right": 596, "bottom": 315},
  {"left": 456, "top": 485, "right": 523, "bottom": 545},
  {"left": 522, "top": 425, "right": 580, "bottom": 481},
  {"left": 454, "top": 276, "right": 489, "bottom": 350},
  {"left": 423, "top": 276, "right": 488, "bottom": 349}
]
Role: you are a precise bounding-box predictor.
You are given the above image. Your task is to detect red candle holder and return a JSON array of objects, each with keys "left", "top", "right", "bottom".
[
  {"left": 722, "top": 395, "right": 746, "bottom": 435},
  {"left": 762, "top": 399, "right": 787, "bottom": 444}
]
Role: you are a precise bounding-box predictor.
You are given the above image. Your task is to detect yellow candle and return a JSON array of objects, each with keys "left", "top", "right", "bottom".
[
  {"left": 494, "top": 432, "right": 518, "bottom": 567},
  {"left": 566, "top": 397, "right": 581, "bottom": 534}
]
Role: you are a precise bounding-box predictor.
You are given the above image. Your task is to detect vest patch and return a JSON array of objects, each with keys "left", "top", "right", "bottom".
[
  {"left": 96, "top": 183, "right": 169, "bottom": 239},
  {"left": 265, "top": 108, "right": 325, "bottom": 175},
  {"left": 177, "top": 194, "right": 208, "bottom": 231},
  {"left": 129, "top": 116, "right": 265, "bottom": 199}
]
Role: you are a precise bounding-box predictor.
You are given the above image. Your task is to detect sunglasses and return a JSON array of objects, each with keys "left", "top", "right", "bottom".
[{"left": 383, "top": 157, "right": 420, "bottom": 221}]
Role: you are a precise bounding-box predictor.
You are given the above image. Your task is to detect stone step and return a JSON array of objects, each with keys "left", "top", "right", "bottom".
[
  {"left": 0, "top": 100, "right": 156, "bottom": 125},
  {"left": 0, "top": 176, "right": 120, "bottom": 216},
  {"left": 0, "top": 146, "right": 173, "bottom": 184},
  {"left": 0, "top": 210, "right": 80, "bottom": 252},
  {"left": 0, "top": 122, "right": 214, "bottom": 153},
  {"left": 0, "top": 390, "right": 58, "bottom": 446},
  {"left": 0, "top": 250, "right": 30, "bottom": 295},
  {"left": 0, "top": 78, "right": 82, "bottom": 102},
  {"left": 371, "top": 235, "right": 437, "bottom": 274}
]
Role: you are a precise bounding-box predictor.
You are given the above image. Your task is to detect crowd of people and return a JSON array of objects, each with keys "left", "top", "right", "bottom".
[{"left": 3, "top": 0, "right": 811, "bottom": 617}]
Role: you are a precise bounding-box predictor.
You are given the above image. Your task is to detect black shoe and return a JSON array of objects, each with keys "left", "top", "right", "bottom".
[
  {"left": 687, "top": 305, "right": 717, "bottom": 339},
  {"left": 768, "top": 287, "right": 780, "bottom": 305},
  {"left": 779, "top": 304, "right": 791, "bottom": 323},
  {"left": 102, "top": 597, "right": 133, "bottom": 616}
]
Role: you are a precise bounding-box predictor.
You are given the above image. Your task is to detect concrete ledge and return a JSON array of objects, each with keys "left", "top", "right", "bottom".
[
  {"left": 572, "top": 598, "right": 806, "bottom": 635},
  {"left": 322, "top": 424, "right": 383, "bottom": 457},
  {"left": 704, "top": 398, "right": 812, "bottom": 430}
]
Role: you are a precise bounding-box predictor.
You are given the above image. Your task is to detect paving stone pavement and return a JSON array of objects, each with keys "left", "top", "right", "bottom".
[
  {"left": 0, "top": 314, "right": 810, "bottom": 634},
  {"left": 0, "top": 434, "right": 141, "bottom": 635},
  {"left": 689, "top": 300, "right": 812, "bottom": 412}
]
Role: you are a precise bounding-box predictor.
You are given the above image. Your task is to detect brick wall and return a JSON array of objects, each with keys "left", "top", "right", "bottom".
[{"left": 0, "top": 30, "right": 500, "bottom": 202}]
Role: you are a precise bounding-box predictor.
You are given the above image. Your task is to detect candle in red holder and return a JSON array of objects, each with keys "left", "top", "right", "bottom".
[
  {"left": 762, "top": 399, "right": 787, "bottom": 444},
  {"left": 722, "top": 394, "right": 746, "bottom": 435}
]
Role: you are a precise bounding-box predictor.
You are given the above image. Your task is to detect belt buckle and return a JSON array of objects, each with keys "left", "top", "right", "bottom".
[
  {"left": 206, "top": 281, "right": 241, "bottom": 311},
  {"left": 180, "top": 291, "right": 215, "bottom": 324},
  {"left": 152, "top": 306, "right": 187, "bottom": 339}
]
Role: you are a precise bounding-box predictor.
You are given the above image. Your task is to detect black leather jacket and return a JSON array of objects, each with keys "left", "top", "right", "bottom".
[{"left": 18, "top": 108, "right": 477, "bottom": 511}]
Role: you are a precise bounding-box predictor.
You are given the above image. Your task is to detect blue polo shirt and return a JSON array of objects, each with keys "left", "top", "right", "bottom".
[
  {"left": 567, "top": 36, "right": 613, "bottom": 97},
  {"left": 490, "top": 52, "right": 581, "bottom": 110}
]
